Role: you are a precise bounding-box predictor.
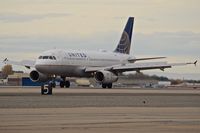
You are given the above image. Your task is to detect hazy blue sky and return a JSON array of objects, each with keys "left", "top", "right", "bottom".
[{"left": 0, "top": 0, "right": 199, "bottom": 79}]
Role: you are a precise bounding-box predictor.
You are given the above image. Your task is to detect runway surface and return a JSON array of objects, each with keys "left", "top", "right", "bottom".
[
  {"left": 0, "top": 87, "right": 200, "bottom": 108},
  {"left": 0, "top": 87, "right": 200, "bottom": 133}
]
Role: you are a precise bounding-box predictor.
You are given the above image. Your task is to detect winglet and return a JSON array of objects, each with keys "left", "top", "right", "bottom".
[
  {"left": 194, "top": 60, "right": 197, "bottom": 66},
  {"left": 3, "top": 58, "right": 8, "bottom": 64},
  {"left": 186, "top": 60, "right": 197, "bottom": 66}
]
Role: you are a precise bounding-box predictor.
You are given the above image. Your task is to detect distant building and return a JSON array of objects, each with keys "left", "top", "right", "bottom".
[
  {"left": 7, "top": 73, "right": 24, "bottom": 86},
  {"left": 22, "top": 77, "right": 44, "bottom": 86},
  {"left": 116, "top": 76, "right": 158, "bottom": 88},
  {"left": 156, "top": 81, "right": 171, "bottom": 88},
  {"left": 0, "top": 71, "right": 7, "bottom": 79},
  {"left": 0, "top": 79, "right": 7, "bottom": 85},
  {"left": 7, "top": 72, "right": 43, "bottom": 86}
]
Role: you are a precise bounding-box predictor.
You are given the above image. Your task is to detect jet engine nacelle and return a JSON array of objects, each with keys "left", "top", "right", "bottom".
[
  {"left": 30, "top": 70, "right": 50, "bottom": 82},
  {"left": 94, "top": 70, "right": 118, "bottom": 83}
]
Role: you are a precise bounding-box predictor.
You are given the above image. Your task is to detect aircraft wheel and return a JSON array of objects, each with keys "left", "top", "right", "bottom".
[
  {"left": 51, "top": 82, "right": 56, "bottom": 88},
  {"left": 102, "top": 84, "right": 107, "bottom": 88},
  {"left": 60, "top": 81, "right": 65, "bottom": 88},
  {"left": 48, "top": 84, "right": 53, "bottom": 95},
  {"left": 107, "top": 83, "right": 112, "bottom": 89},
  {"left": 65, "top": 81, "right": 70, "bottom": 88},
  {"left": 49, "top": 81, "right": 56, "bottom": 88}
]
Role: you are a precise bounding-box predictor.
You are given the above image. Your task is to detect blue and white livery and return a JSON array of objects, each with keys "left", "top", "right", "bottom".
[{"left": 4, "top": 17, "right": 197, "bottom": 95}]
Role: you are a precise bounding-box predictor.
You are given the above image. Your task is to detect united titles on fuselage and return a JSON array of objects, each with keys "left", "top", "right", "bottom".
[{"left": 67, "top": 52, "right": 87, "bottom": 58}]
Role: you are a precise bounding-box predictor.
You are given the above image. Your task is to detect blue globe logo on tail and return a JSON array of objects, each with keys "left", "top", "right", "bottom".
[
  {"left": 114, "top": 17, "right": 134, "bottom": 54},
  {"left": 115, "top": 31, "right": 131, "bottom": 54}
]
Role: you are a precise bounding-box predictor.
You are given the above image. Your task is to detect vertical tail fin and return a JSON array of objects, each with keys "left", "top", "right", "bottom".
[{"left": 114, "top": 17, "right": 134, "bottom": 54}]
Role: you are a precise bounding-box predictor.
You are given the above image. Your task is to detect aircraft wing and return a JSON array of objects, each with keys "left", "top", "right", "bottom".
[
  {"left": 3, "top": 58, "right": 35, "bottom": 69},
  {"left": 85, "top": 61, "right": 197, "bottom": 73}
]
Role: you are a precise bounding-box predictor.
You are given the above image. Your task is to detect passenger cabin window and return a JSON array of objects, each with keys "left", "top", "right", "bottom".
[
  {"left": 53, "top": 56, "right": 56, "bottom": 60},
  {"left": 49, "top": 56, "right": 53, "bottom": 60}
]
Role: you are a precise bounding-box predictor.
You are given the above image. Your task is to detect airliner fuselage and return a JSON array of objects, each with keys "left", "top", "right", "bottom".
[{"left": 35, "top": 49, "right": 134, "bottom": 77}]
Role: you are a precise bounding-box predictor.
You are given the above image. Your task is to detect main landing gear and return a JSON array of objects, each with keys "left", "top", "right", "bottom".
[
  {"left": 60, "top": 77, "right": 70, "bottom": 88},
  {"left": 102, "top": 83, "right": 112, "bottom": 89},
  {"left": 60, "top": 81, "right": 70, "bottom": 88}
]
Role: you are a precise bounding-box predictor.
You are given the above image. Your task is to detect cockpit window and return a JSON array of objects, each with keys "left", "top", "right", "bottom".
[
  {"left": 43, "top": 56, "right": 49, "bottom": 59},
  {"left": 38, "top": 56, "right": 56, "bottom": 60}
]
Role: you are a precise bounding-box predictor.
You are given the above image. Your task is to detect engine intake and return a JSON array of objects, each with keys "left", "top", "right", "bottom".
[
  {"left": 30, "top": 70, "right": 49, "bottom": 82},
  {"left": 94, "top": 70, "right": 118, "bottom": 83}
]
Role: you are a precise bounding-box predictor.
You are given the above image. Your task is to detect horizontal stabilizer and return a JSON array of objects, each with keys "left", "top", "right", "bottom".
[{"left": 3, "top": 58, "right": 35, "bottom": 69}]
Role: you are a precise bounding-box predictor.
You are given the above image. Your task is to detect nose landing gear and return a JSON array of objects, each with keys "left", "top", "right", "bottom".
[
  {"left": 60, "top": 76, "right": 70, "bottom": 88},
  {"left": 102, "top": 83, "right": 113, "bottom": 89}
]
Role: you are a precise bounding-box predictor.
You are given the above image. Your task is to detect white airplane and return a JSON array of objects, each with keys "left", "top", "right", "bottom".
[{"left": 3, "top": 17, "right": 197, "bottom": 95}]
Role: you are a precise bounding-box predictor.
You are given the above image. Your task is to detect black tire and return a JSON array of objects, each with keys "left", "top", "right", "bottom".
[
  {"left": 102, "top": 84, "right": 107, "bottom": 88},
  {"left": 107, "top": 83, "right": 112, "bottom": 89},
  {"left": 65, "top": 81, "right": 70, "bottom": 88},
  {"left": 52, "top": 82, "right": 56, "bottom": 88},
  {"left": 60, "top": 81, "right": 65, "bottom": 88},
  {"left": 48, "top": 86, "right": 52, "bottom": 95},
  {"left": 47, "top": 83, "right": 53, "bottom": 95}
]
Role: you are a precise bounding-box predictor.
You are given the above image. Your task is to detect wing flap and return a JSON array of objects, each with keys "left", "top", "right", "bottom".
[
  {"left": 128, "top": 57, "right": 166, "bottom": 63},
  {"left": 112, "top": 62, "right": 171, "bottom": 72}
]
